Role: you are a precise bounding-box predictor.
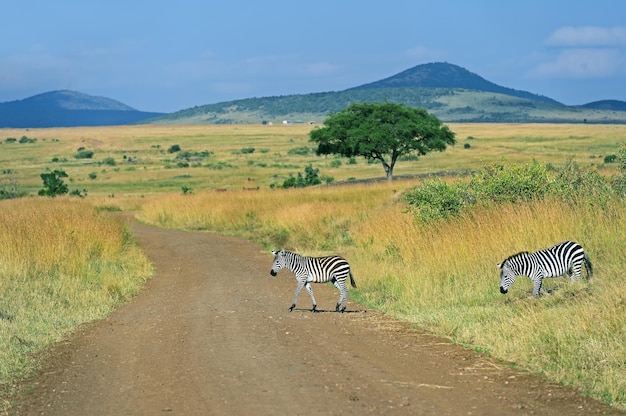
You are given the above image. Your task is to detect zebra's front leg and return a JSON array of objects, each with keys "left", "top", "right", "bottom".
[
  {"left": 290, "top": 279, "right": 307, "bottom": 312},
  {"left": 304, "top": 282, "right": 318, "bottom": 312}
]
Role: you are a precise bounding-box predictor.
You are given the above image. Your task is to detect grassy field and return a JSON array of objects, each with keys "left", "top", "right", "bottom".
[
  {"left": 0, "top": 199, "right": 152, "bottom": 404},
  {"left": 1, "top": 123, "right": 624, "bottom": 198},
  {"left": 1, "top": 123, "right": 625, "bottom": 410}
]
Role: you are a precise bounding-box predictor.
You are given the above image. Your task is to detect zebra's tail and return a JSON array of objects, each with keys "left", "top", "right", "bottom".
[
  {"left": 584, "top": 253, "right": 593, "bottom": 279},
  {"left": 349, "top": 271, "right": 357, "bottom": 288}
]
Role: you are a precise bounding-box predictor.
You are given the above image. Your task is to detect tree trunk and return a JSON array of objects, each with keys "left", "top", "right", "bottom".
[{"left": 382, "top": 161, "right": 393, "bottom": 180}]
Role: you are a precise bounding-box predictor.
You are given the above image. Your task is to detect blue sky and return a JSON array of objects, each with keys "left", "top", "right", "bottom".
[{"left": 1, "top": 0, "right": 625, "bottom": 113}]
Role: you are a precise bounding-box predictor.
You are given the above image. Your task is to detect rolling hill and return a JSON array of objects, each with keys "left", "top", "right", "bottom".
[
  {"left": 3, "top": 63, "right": 626, "bottom": 127},
  {"left": 0, "top": 90, "right": 164, "bottom": 128},
  {"left": 150, "top": 62, "right": 626, "bottom": 125}
]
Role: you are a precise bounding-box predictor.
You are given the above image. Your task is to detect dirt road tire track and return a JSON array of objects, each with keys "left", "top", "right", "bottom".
[{"left": 9, "top": 220, "right": 623, "bottom": 415}]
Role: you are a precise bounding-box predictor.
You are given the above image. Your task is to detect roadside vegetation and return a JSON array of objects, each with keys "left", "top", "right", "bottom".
[
  {"left": 0, "top": 123, "right": 625, "bottom": 410},
  {"left": 0, "top": 199, "right": 152, "bottom": 401}
]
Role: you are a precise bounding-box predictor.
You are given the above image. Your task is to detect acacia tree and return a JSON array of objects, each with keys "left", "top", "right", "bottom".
[{"left": 309, "top": 102, "right": 456, "bottom": 180}]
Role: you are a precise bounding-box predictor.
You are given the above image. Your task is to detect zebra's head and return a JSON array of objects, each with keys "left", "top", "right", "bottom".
[
  {"left": 498, "top": 261, "right": 516, "bottom": 294},
  {"left": 498, "top": 251, "right": 529, "bottom": 294},
  {"left": 270, "top": 249, "right": 286, "bottom": 276}
]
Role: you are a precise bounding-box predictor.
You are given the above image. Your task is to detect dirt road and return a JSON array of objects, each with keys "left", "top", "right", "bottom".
[{"left": 9, "top": 220, "right": 623, "bottom": 415}]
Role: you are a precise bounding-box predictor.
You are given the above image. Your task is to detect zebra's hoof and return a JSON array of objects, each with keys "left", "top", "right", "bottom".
[
  {"left": 288, "top": 304, "right": 296, "bottom": 312},
  {"left": 311, "top": 305, "right": 318, "bottom": 313}
]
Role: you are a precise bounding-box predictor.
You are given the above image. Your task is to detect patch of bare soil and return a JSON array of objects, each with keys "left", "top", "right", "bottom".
[{"left": 7, "top": 220, "right": 623, "bottom": 415}]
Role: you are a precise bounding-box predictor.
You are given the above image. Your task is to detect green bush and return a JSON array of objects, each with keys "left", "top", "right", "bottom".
[
  {"left": 287, "top": 146, "right": 310, "bottom": 156},
  {"left": 101, "top": 157, "right": 116, "bottom": 166},
  {"left": 74, "top": 149, "right": 94, "bottom": 159},
  {"left": 38, "top": 170, "right": 69, "bottom": 197},
  {"left": 405, "top": 160, "right": 621, "bottom": 223},
  {"left": 282, "top": 164, "right": 322, "bottom": 188},
  {"left": 468, "top": 161, "right": 551, "bottom": 203},
  {"left": 405, "top": 180, "right": 473, "bottom": 223}
]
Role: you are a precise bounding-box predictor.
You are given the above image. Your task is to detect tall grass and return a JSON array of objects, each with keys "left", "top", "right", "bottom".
[
  {"left": 0, "top": 198, "right": 152, "bottom": 393},
  {"left": 137, "top": 184, "right": 625, "bottom": 410},
  {"left": 137, "top": 181, "right": 415, "bottom": 253}
]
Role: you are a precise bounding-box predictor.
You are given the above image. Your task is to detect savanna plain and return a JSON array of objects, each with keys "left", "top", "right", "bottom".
[{"left": 0, "top": 123, "right": 625, "bottom": 411}]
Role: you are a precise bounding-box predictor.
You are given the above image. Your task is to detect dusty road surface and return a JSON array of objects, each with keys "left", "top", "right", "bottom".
[{"left": 9, "top": 220, "right": 623, "bottom": 415}]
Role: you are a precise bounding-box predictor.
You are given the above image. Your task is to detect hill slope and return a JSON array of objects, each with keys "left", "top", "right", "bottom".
[
  {"left": 0, "top": 90, "right": 164, "bottom": 127},
  {"left": 150, "top": 62, "right": 626, "bottom": 125},
  {"left": 349, "top": 62, "right": 559, "bottom": 104}
]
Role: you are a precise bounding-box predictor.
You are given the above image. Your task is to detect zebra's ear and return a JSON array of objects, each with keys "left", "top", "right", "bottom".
[
  {"left": 271, "top": 250, "right": 278, "bottom": 255},
  {"left": 280, "top": 249, "right": 285, "bottom": 255},
  {"left": 497, "top": 263, "right": 502, "bottom": 268}
]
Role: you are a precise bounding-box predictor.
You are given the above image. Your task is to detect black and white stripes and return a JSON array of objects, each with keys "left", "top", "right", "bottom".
[
  {"left": 270, "top": 249, "right": 357, "bottom": 312},
  {"left": 498, "top": 240, "right": 593, "bottom": 296}
]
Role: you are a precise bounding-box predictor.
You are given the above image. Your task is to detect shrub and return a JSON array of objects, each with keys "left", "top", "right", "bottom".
[
  {"left": 468, "top": 161, "right": 551, "bottom": 204},
  {"left": 551, "top": 159, "right": 611, "bottom": 203},
  {"left": 38, "top": 170, "right": 69, "bottom": 197},
  {"left": 282, "top": 164, "right": 322, "bottom": 188},
  {"left": 74, "top": 149, "right": 94, "bottom": 159},
  {"left": 168, "top": 144, "right": 181, "bottom": 153},
  {"left": 19, "top": 136, "right": 37, "bottom": 144},
  {"left": 405, "top": 160, "right": 617, "bottom": 223},
  {"left": 405, "top": 180, "right": 473, "bottom": 223},
  {"left": 0, "top": 172, "right": 26, "bottom": 199},
  {"left": 101, "top": 157, "right": 116, "bottom": 166},
  {"left": 287, "top": 146, "right": 310, "bottom": 156}
]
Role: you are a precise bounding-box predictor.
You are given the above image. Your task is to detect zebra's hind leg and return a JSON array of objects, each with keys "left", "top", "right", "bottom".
[{"left": 334, "top": 281, "right": 348, "bottom": 313}]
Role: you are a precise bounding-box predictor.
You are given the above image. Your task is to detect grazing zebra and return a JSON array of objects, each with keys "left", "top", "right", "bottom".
[
  {"left": 498, "top": 240, "right": 593, "bottom": 296},
  {"left": 270, "top": 249, "right": 357, "bottom": 312}
]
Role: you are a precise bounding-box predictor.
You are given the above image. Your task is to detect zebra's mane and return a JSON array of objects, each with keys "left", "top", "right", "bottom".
[{"left": 501, "top": 251, "right": 530, "bottom": 265}]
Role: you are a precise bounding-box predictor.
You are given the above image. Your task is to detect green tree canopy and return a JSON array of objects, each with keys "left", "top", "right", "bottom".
[
  {"left": 309, "top": 102, "right": 456, "bottom": 179},
  {"left": 38, "top": 170, "right": 69, "bottom": 197}
]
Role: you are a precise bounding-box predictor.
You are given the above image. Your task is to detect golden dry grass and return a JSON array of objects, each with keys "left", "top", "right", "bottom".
[{"left": 0, "top": 198, "right": 152, "bottom": 388}]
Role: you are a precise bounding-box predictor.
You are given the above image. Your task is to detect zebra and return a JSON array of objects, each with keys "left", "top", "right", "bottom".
[
  {"left": 498, "top": 240, "right": 593, "bottom": 296},
  {"left": 270, "top": 249, "right": 357, "bottom": 313}
]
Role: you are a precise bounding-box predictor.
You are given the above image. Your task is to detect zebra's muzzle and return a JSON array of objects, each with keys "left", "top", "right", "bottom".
[
  {"left": 500, "top": 286, "right": 508, "bottom": 294},
  {"left": 270, "top": 270, "right": 277, "bottom": 276}
]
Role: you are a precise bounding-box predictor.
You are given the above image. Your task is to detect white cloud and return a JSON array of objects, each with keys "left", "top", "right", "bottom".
[
  {"left": 546, "top": 26, "right": 626, "bottom": 47},
  {"left": 529, "top": 48, "right": 621, "bottom": 78}
]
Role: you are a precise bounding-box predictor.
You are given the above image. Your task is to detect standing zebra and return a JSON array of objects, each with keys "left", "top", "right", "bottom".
[
  {"left": 498, "top": 240, "right": 593, "bottom": 296},
  {"left": 270, "top": 249, "right": 357, "bottom": 312}
]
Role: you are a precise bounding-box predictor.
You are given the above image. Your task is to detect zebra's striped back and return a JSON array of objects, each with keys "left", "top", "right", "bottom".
[
  {"left": 305, "top": 255, "right": 351, "bottom": 283},
  {"left": 270, "top": 249, "right": 356, "bottom": 312},
  {"left": 498, "top": 240, "right": 592, "bottom": 296}
]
